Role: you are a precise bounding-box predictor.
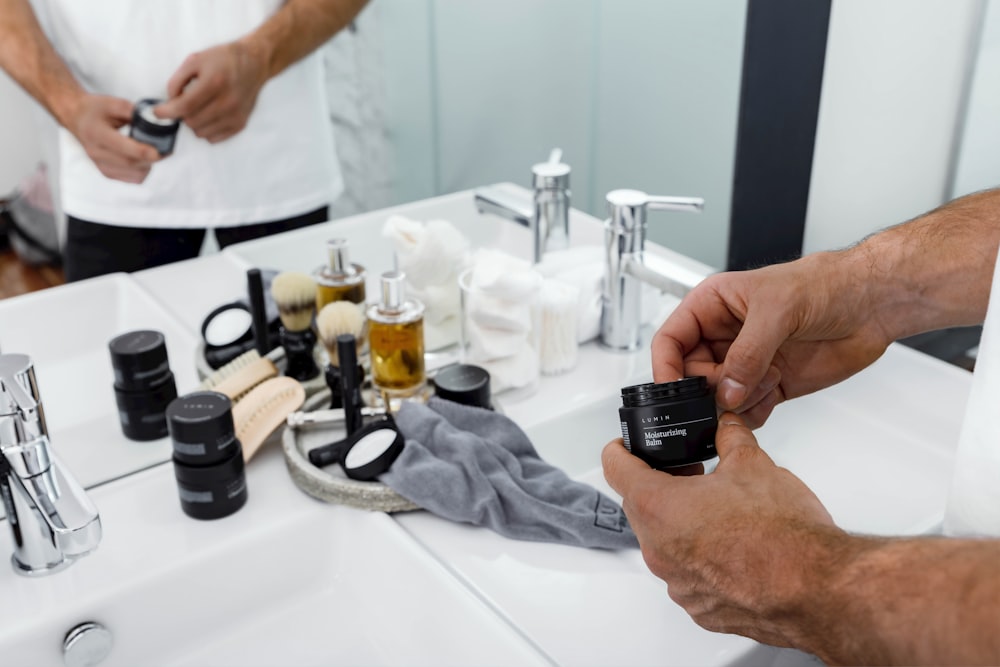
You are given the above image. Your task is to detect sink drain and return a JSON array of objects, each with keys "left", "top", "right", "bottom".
[{"left": 63, "top": 622, "right": 113, "bottom": 667}]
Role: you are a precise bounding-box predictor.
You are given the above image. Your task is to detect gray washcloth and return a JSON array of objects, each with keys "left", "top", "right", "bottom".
[{"left": 382, "top": 397, "right": 638, "bottom": 550}]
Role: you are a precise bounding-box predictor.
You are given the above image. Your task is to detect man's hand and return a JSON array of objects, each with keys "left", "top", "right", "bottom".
[
  {"left": 155, "top": 41, "right": 269, "bottom": 144},
  {"left": 603, "top": 414, "right": 1000, "bottom": 666},
  {"left": 653, "top": 251, "right": 892, "bottom": 428},
  {"left": 67, "top": 95, "right": 161, "bottom": 184},
  {"left": 602, "top": 414, "right": 851, "bottom": 651}
]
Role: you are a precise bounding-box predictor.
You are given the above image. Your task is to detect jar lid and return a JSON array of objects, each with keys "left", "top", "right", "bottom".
[
  {"left": 432, "top": 364, "right": 492, "bottom": 409},
  {"left": 621, "top": 376, "right": 710, "bottom": 407},
  {"left": 108, "top": 329, "right": 171, "bottom": 391},
  {"left": 166, "top": 391, "right": 239, "bottom": 464},
  {"left": 132, "top": 98, "right": 180, "bottom": 132}
]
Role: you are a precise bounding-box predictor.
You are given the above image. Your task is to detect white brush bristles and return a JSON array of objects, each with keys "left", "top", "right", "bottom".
[
  {"left": 316, "top": 300, "right": 366, "bottom": 366},
  {"left": 271, "top": 271, "right": 317, "bottom": 332}
]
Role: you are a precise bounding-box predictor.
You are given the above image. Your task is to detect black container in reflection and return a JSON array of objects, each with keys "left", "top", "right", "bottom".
[
  {"left": 618, "top": 377, "right": 717, "bottom": 470},
  {"left": 129, "top": 98, "right": 180, "bottom": 156},
  {"left": 108, "top": 329, "right": 178, "bottom": 441},
  {"left": 166, "top": 391, "right": 248, "bottom": 520}
]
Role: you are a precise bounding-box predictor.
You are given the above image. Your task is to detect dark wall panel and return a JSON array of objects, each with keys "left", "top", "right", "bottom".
[{"left": 727, "top": 0, "right": 832, "bottom": 270}]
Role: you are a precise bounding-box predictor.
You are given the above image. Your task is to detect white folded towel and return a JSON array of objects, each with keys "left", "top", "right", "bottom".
[
  {"left": 462, "top": 249, "right": 542, "bottom": 393},
  {"left": 382, "top": 215, "right": 471, "bottom": 349}
]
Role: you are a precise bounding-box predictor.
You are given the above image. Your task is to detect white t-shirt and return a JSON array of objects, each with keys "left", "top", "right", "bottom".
[
  {"left": 944, "top": 248, "right": 1000, "bottom": 537},
  {"left": 31, "top": 0, "right": 343, "bottom": 227}
]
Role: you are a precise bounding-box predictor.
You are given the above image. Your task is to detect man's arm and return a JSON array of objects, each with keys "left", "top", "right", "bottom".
[
  {"left": 859, "top": 187, "right": 1000, "bottom": 341},
  {"left": 0, "top": 0, "right": 160, "bottom": 182},
  {"left": 602, "top": 417, "right": 1000, "bottom": 665},
  {"left": 652, "top": 187, "right": 1000, "bottom": 426},
  {"left": 0, "top": 0, "right": 83, "bottom": 127},
  {"left": 156, "top": 0, "right": 369, "bottom": 144},
  {"left": 243, "top": 0, "right": 370, "bottom": 82}
]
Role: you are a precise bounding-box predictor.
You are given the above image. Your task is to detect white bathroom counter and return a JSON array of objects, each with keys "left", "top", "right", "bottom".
[{"left": 0, "top": 186, "right": 974, "bottom": 665}]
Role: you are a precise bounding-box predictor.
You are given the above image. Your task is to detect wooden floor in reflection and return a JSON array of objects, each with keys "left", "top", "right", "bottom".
[{"left": 0, "top": 248, "right": 64, "bottom": 299}]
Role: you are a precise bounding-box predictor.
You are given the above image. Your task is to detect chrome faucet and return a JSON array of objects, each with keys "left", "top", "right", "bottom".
[
  {"left": 473, "top": 149, "right": 571, "bottom": 263},
  {"left": 0, "top": 354, "right": 101, "bottom": 576},
  {"left": 600, "top": 189, "right": 705, "bottom": 351}
]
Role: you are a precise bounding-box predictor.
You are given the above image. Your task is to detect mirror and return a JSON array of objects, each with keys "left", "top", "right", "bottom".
[{"left": 1, "top": 0, "right": 744, "bottom": 492}]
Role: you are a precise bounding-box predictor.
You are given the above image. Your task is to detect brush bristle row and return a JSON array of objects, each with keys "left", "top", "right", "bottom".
[{"left": 271, "top": 271, "right": 317, "bottom": 331}]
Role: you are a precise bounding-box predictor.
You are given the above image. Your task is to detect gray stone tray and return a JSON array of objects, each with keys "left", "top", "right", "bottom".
[{"left": 281, "top": 390, "right": 420, "bottom": 513}]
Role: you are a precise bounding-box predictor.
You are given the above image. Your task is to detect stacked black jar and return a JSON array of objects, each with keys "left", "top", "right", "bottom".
[
  {"left": 108, "top": 330, "right": 178, "bottom": 441},
  {"left": 166, "top": 391, "right": 248, "bottom": 520}
]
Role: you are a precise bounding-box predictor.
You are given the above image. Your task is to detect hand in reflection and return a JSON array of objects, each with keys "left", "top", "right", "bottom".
[
  {"left": 602, "top": 413, "right": 845, "bottom": 650},
  {"left": 155, "top": 40, "right": 268, "bottom": 144},
  {"left": 67, "top": 94, "right": 161, "bottom": 183}
]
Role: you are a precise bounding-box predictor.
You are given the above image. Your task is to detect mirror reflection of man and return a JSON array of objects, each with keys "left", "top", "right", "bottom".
[{"left": 0, "top": 0, "right": 368, "bottom": 281}]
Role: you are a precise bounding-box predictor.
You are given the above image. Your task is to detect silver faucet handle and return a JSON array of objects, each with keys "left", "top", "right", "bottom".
[
  {"left": 646, "top": 195, "right": 705, "bottom": 213},
  {"left": 0, "top": 354, "right": 46, "bottom": 440},
  {"left": 0, "top": 354, "right": 39, "bottom": 415},
  {"left": 531, "top": 153, "right": 570, "bottom": 191},
  {"left": 0, "top": 353, "right": 51, "bottom": 477},
  {"left": 606, "top": 189, "right": 704, "bottom": 234}
]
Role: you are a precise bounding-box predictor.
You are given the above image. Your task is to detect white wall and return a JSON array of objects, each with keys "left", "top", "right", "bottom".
[
  {"left": 952, "top": 0, "right": 1000, "bottom": 198},
  {"left": 0, "top": 71, "right": 45, "bottom": 195},
  {"left": 381, "top": 0, "right": 746, "bottom": 270},
  {"left": 803, "top": 0, "right": 982, "bottom": 254}
]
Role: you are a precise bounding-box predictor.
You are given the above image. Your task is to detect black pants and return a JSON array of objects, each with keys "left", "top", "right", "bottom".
[{"left": 63, "top": 206, "right": 329, "bottom": 282}]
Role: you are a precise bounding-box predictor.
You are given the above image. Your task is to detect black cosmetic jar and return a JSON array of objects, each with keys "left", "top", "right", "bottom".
[
  {"left": 129, "top": 98, "right": 180, "bottom": 156},
  {"left": 108, "top": 329, "right": 178, "bottom": 441},
  {"left": 618, "top": 377, "right": 718, "bottom": 470},
  {"left": 432, "top": 364, "right": 492, "bottom": 410},
  {"left": 166, "top": 391, "right": 247, "bottom": 520}
]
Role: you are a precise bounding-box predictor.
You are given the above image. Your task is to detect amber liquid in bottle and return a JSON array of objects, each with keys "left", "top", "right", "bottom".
[
  {"left": 367, "top": 270, "right": 426, "bottom": 400},
  {"left": 369, "top": 319, "right": 425, "bottom": 394},
  {"left": 314, "top": 238, "right": 366, "bottom": 311},
  {"left": 315, "top": 279, "right": 366, "bottom": 311}
]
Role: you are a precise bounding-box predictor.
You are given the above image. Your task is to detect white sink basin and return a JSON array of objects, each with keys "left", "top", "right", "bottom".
[
  {"left": 0, "top": 446, "right": 550, "bottom": 667},
  {"left": 393, "top": 340, "right": 971, "bottom": 667},
  {"left": 0, "top": 186, "right": 972, "bottom": 666},
  {"left": 0, "top": 273, "right": 200, "bottom": 488}
]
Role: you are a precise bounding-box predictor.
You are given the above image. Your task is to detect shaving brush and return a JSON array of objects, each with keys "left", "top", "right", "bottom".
[
  {"left": 316, "top": 300, "right": 366, "bottom": 408},
  {"left": 271, "top": 271, "right": 320, "bottom": 381}
]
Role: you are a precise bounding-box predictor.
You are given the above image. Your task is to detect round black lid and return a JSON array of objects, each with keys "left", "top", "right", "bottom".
[
  {"left": 166, "top": 391, "right": 237, "bottom": 463},
  {"left": 621, "top": 376, "right": 710, "bottom": 408},
  {"left": 432, "top": 364, "right": 491, "bottom": 409},
  {"left": 342, "top": 421, "right": 405, "bottom": 481},
  {"left": 108, "top": 329, "right": 171, "bottom": 390}
]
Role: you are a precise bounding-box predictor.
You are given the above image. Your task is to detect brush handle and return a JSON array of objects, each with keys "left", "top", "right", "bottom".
[
  {"left": 280, "top": 327, "right": 320, "bottom": 381},
  {"left": 247, "top": 268, "right": 271, "bottom": 356},
  {"left": 308, "top": 436, "right": 353, "bottom": 468},
  {"left": 337, "top": 334, "right": 363, "bottom": 436}
]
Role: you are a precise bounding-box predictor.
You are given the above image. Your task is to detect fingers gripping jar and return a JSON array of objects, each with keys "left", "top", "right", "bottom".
[{"left": 618, "top": 377, "right": 718, "bottom": 470}]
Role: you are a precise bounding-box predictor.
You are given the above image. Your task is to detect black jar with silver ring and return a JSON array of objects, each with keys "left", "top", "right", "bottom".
[
  {"left": 166, "top": 391, "right": 248, "bottom": 520},
  {"left": 108, "top": 329, "right": 177, "bottom": 441},
  {"left": 618, "top": 377, "right": 718, "bottom": 470},
  {"left": 129, "top": 98, "right": 180, "bottom": 156}
]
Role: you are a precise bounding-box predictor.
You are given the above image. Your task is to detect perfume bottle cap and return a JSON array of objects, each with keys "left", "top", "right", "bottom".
[
  {"left": 326, "top": 238, "right": 355, "bottom": 275},
  {"left": 380, "top": 270, "right": 406, "bottom": 311}
]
